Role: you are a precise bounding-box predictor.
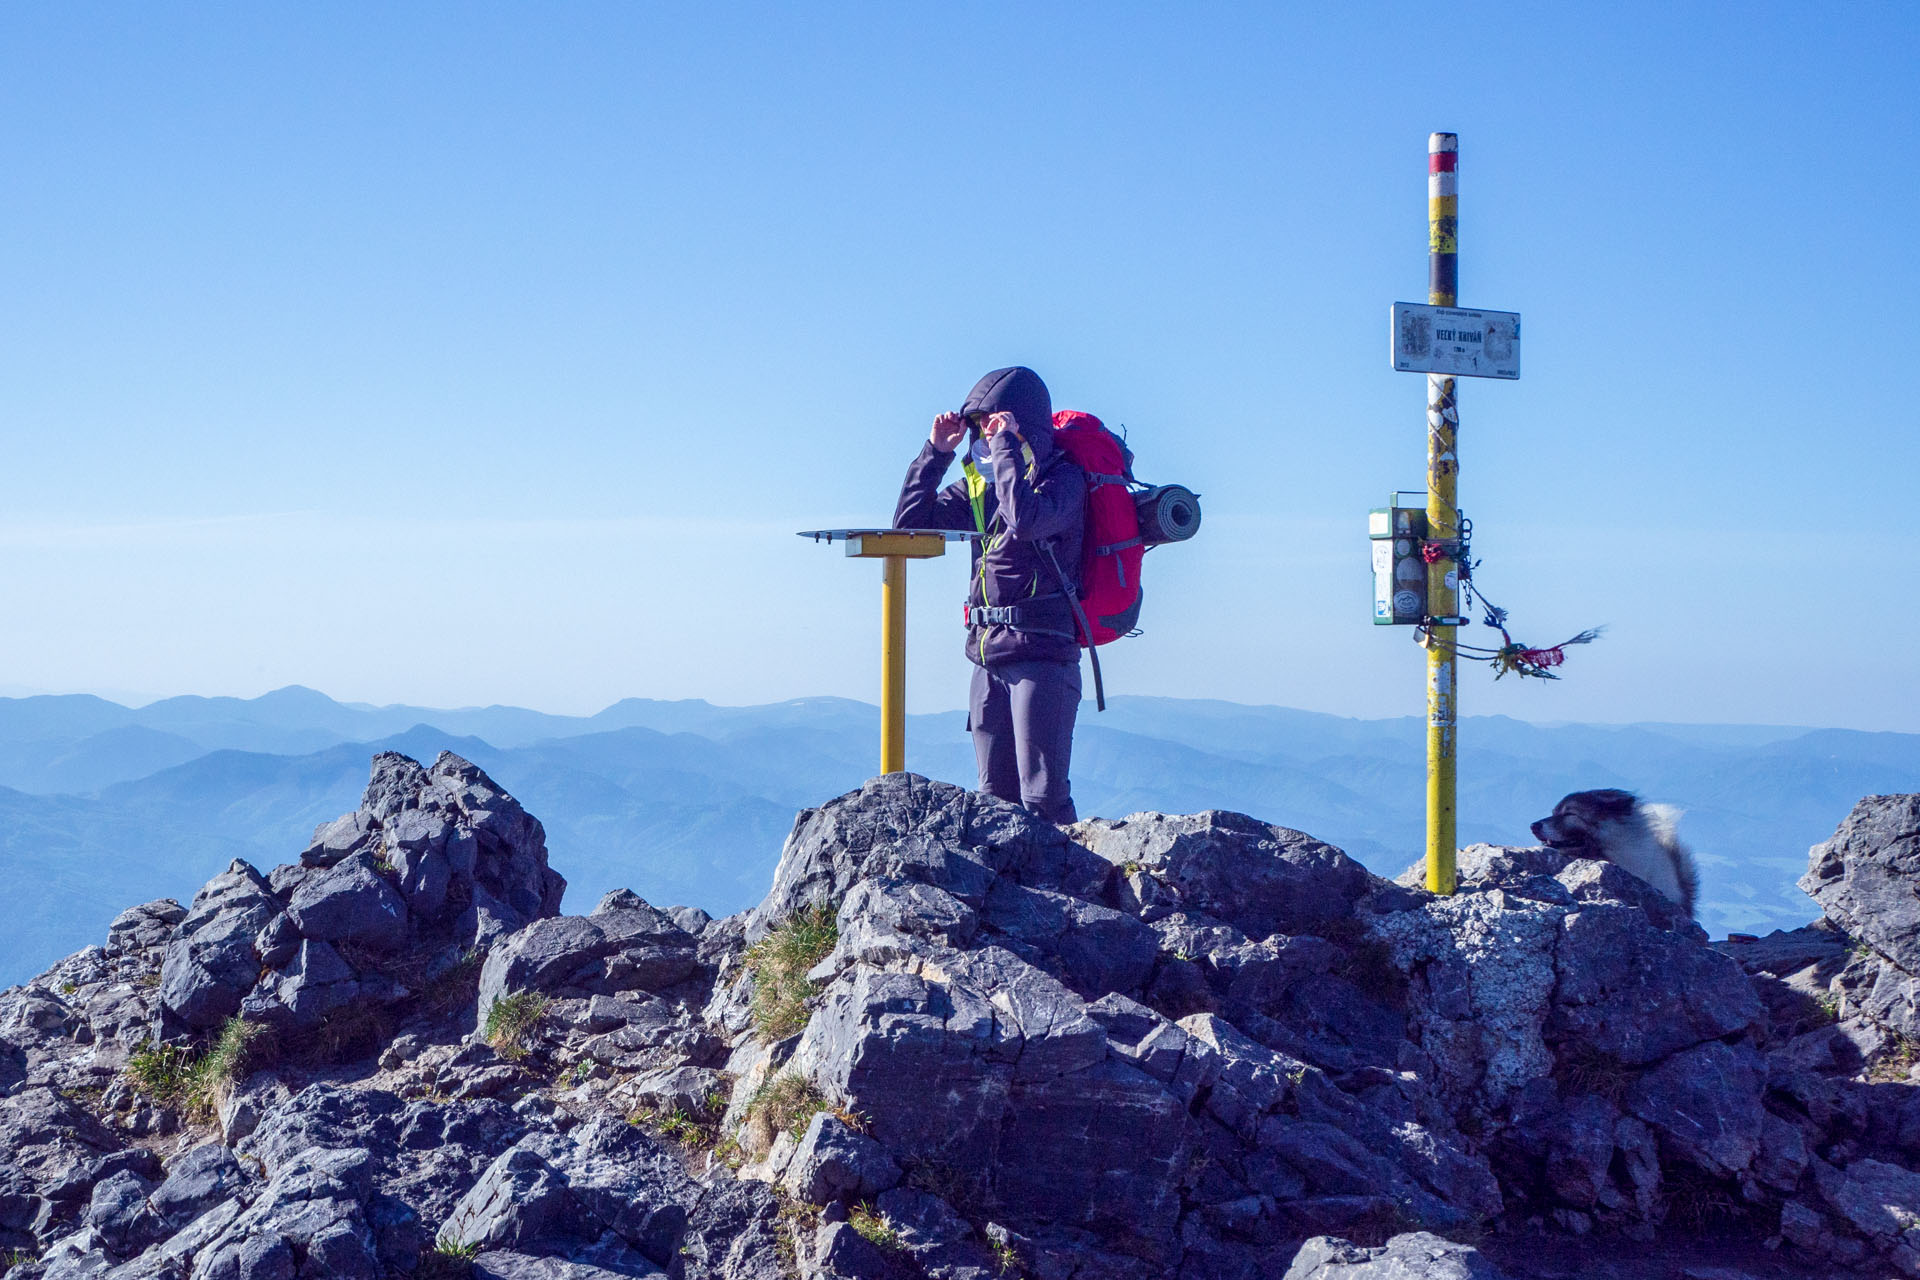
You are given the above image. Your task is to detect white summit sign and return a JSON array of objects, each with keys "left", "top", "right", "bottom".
[{"left": 1390, "top": 302, "right": 1521, "bottom": 379}]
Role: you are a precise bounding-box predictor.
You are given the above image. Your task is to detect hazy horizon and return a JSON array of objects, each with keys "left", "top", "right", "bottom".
[{"left": 0, "top": 680, "right": 1864, "bottom": 738}]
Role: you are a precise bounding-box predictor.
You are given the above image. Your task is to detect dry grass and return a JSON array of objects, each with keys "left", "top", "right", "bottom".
[
  {"left": 627, "top": 1083, "right": 730, "bottom": 1149},
  {"left": 483, "top": 991, "right": 549, "bottom": 1061},
  {"left": 1868, "top": 1032, "right": 1919, "bottom": 1083},
  {"left": 417, "top": 949, "right": 485, "bottom": 1019},
  {"left": 125, "top": 1016, "right": 263, "bottom": 1123},
  {"left": 741, "top": 1072, "right": 824, "bottom": 1154},
  {"left": 312, "top": 1001, "right": 394, "bottom": 1065},
  {"left": 1661, "top": 1164, "right": 1749, "bottom": 1233},
  {"left": 1318, "top": 917, "right": 1408, "bottom": 1006},
  {"left": 1553, "top": 1042, "right": 1638, "bottom": 1106},
  {"left": 739, "top": 1071, "right": 864, "bottom": 1156},
  {"left": 900, "top": 1153, "right": 993, "bottom": 1219},
  {"left": 743, "top": 903, "right": 838, "bottom": 1040}
]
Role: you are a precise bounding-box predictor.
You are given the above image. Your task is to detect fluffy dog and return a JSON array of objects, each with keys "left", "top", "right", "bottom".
[{"left": 1530, "top": 789, "right": 1699, "bottom": 919}]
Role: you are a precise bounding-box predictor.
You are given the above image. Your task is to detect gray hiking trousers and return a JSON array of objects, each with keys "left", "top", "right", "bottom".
[{"left": 968, "top": 659, "right": 1081, "bottom": 824}]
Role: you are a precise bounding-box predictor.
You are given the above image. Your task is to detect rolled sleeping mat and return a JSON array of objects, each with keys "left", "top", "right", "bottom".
[{"left": 1135, "top": 484, "right": 1202, "bottom": 544}]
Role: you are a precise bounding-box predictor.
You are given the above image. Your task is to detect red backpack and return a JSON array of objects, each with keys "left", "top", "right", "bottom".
[
  {"left": 1051, "top": 411, "right": 1145, "bottom": 644},
  {"left": 1040, "top": 410, "right": 1202, "bottom": 710}
]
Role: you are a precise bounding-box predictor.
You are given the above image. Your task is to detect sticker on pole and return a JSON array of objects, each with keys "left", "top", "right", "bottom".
[{"left": 1391, "top": 303, "right": 1521, "bottom": 379}]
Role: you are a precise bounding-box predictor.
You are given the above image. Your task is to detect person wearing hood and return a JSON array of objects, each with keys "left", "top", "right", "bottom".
[{"left": 895, "top": 366, "right": 1087, "bottom": 823}]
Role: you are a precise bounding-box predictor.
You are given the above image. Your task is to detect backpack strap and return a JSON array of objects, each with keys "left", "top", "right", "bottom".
[
  {"left": 959, "top": 456, "right": 990, "bottom": 535},
  {"left": 1039, "top": 543, "right": 1106, "bottom": 713}
]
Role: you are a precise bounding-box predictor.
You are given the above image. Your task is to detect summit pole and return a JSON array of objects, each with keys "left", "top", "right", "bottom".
[
  {"left": 880, "top": 552, "right": 907, "bottom": 774},
  {"left": 1425, "top": 132, "right": 1460, "bottom": 895},
  {"left": 798, "top": 528, "right": 952, "bottom": 774}
]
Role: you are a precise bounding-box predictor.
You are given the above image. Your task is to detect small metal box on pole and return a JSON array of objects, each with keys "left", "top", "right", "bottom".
[
  {"left": 1369, "top": 495, "right": 1430, "bottom": 626},
  {"left": 798, "top": 527, "right": 972, "bottom": 775}
]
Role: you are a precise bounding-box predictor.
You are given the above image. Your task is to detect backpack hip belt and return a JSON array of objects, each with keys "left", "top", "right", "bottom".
[{"left": 963, "top": 597, "right": 1076, "bottom": 640}]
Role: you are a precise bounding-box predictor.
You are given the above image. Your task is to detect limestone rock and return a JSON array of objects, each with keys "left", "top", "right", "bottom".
[
  {"left": 1074, "top": 809, "right": 1373, "bottom": 940},
  {"left": 286, "top": 854, "right": 409, "bottom": 952},
  {"left": 1801, "top": 794, "right": 1920, "bottom": 973},
  {"left": 1282, "top": 1231, "right": 1511, "bottom": 1279},
  {"left": 157, "top": 861, "right": 278, "bottom": 1032},
  {"left": 16, "top": 759, "right": 1920, "bottom": 1280},
  {"left": 780, "top": 1112, "right": 901, "bottom": 1206}
]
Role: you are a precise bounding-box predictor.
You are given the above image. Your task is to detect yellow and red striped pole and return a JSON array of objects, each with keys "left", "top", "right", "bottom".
[{"left": 1425, "top": 132, "right": 1460, "bottom": 895}]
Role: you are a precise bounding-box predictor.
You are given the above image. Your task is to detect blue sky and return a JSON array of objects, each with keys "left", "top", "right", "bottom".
[{"left": 1, "top": 4, "right": 1915, "bottom": 729}]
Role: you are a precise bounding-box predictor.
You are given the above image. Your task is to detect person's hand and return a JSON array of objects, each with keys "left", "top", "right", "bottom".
[
  {"left": 981, "top": 411, "right": 1021, "bottom": 441},
  {"left": 930, "top": 412, "right": 967, "bottom": 452}
]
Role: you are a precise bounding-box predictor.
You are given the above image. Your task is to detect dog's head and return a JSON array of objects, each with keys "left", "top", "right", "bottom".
[{"left": 1531, "top": 789, "right": 1640, "bottom": 856}]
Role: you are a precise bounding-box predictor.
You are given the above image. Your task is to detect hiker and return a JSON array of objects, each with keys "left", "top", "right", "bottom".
[{"left": 895, "top": 366, "right": 1087, "bottom": 823}]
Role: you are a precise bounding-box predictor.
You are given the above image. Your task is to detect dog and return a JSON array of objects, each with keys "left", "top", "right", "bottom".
[{"left": 1530, "top": 789, "right": 1699, "bottom": 919}]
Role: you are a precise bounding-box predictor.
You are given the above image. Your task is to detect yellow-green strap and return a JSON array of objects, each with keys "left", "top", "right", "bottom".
[
  {"left": 960, "top": 457, "right": 989, "bottom": 536},
  {"left": 961, "top": 456, "right": 993, "bottom": 663}
]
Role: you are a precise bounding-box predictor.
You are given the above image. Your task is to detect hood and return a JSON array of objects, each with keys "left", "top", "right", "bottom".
[{"left": 961, "top": 366, "right": 1055, "bottom": 455}]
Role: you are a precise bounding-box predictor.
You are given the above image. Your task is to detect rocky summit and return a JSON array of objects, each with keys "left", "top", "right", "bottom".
[{"left": 2, "top": 758, "right": 1919, "bottom": 1280}]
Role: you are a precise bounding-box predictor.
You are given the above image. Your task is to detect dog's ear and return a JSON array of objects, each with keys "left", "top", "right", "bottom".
[{"left": 1584, "top": 789, "right": 1639, "bottom": 816}]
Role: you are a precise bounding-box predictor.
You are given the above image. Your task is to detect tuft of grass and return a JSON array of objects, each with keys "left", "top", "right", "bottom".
[
  {"left": 3, "top": 1247, "right": 41, "bottom": 1274},
  {"left": 483, "top": 991, "right": 549, "bottom": 1062},
  {"left": 125, "top": 1016, "right": 262, "bottom": 1123},
  {"left": 125, "top": 1040, "right": 208, "bottom": 1107},
  {"left": 199, "top": 1015, "right": 265, "bottom": 1099},
  {"left": 900, "top": 1154, "right": 992, "bottom": 1218},
  {"left": 1869, "top": 1032, "right": 1920, "bottom": 1083},
  {"left": 417, "top": 948, "right": 484, "bottom": 1019},
  {"left": 59, "top": 981, "right": 78, "bottom": 995},
  {"left": 743, "top": 903, "right": 838, "bottom": 1040},
  {"left": 848, "top": 1203, "right": 905, "bottom": 1252},
  {"left": 1318, "top": 917, "right": 1408, "bottom": 1006},
  {"left": 135, "top": 972, "right": 161, "bottom": 989},
  {"left": 989, "top": 1236, "right": 1019, "bottom": 1276},
  {"left": 416, "top": 1232, "right": 481, "bottom": 1279},
  {"left": 435, "top": 1233, "right": 481, "bottom": 1258},
  {"left": 655, "top": 1106, "right": 712, "bottom": 1148},
  {"left": 739, "top": 1072, "right": 860, "bottom": 1155},
  {"left": 312, "top": 1001, "right": 393, "bottom": 1065},
  {"left": 1661, "top": 1164, "right": 1750, "bottom": 1233},
  {"left": 1553, "top": 1042, "right": 1637, "bottom": 1105},
  {"left": 1118, "top": 859, "right": 1144, "bottom": 877},
  {"left": 773, "top": 1192, "right": 819, "bottom": 1269}
]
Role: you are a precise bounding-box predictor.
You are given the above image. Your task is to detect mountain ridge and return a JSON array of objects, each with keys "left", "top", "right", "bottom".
[{"left": 0, "top": 685, "right": 1911, "bottom": 987}]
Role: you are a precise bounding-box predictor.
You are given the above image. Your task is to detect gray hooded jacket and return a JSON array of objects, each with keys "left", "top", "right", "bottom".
[{"left": 895, "top": 367, "right": 1088, "bottom": 667}]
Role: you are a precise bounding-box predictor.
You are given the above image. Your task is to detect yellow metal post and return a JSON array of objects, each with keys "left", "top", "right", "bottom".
[
  {"left": 813, "top": 529, "right": 947, "bottom": 774},
  {"left": 880, "top": 553, "right": 907, "bottom": 774},
  {"left": 1425, "top": 131, "right": 1460, "bottom": 894}
]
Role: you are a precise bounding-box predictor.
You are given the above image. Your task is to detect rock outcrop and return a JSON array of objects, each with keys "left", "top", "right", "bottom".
[{"left": 2, "top": 758, "right": 1918, "bottom": 1280}]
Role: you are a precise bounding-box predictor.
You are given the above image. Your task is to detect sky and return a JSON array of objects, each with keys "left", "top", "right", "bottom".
[{"left": 1, "top": 4, "right": 1915, "bottom": 729}]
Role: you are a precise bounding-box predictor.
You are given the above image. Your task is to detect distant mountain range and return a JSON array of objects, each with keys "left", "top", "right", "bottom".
[{"left": 1, "top": 685, "right": 1913, "bottom": 986}]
